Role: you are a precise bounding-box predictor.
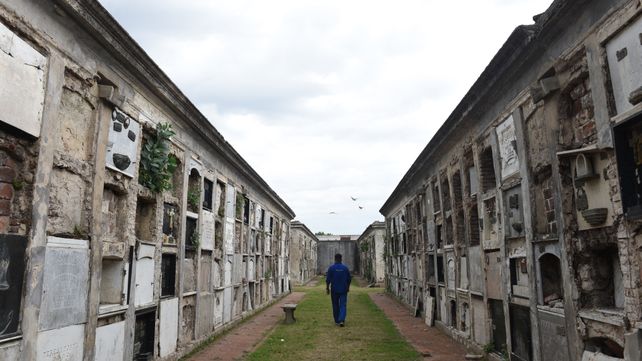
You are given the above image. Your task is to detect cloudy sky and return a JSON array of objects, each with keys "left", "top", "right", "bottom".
[{"left": 100, "top": 0, "right": 553, "bottom": 234}]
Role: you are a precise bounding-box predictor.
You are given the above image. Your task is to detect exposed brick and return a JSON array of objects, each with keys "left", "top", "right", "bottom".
[
  {"left": 0, "top": 183, "right": 13, "bottom": 200},
  {"left": 0, "top": 199, "right": 11, "bottom": 216},
  {"left": 0, "top": 166, "right": 16, "bottom": 183}
]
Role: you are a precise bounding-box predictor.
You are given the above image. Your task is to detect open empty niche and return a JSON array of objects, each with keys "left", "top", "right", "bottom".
[
  {"left": 441, "top": 176, "right": 451, "bottom": 211},
  {"left": 0, "top": 235, "right": 27, "bottom": 340},
  {"left": 102, "top": 186, "right": 127, "bottom": 243},
  {"left": 202, "top": 178, "right": 213, "bottom": 211},
  {"left": 584, "top": 337, "right": 624, "bottom": 358},
  {"left": 437, "top": 255, "right": 445, "bottom": 284},
  {"left": 539, "top": 253, "right": 562, "bottom": 306},
  {"left": 170, "top": 155, "right": 183, "bottom": 199},
  {"left": 480, "top": 147, "right": 497, "bottom": 193},
  {"left": 135, "top": 197, "right": 156, "bottom": 242},
  {"left": 215, "top": 180, "right": 226, "bottom": 218},
  {"left": 436, "top": 224, "right": 443, "bottom": 249},
  {"left": 214, "top": 220, "right": 223, "bottom": 254},
  {"left": 133, "top": 309, "right": 155, "bottom": 360},
  {"left": 185, "top": 217, "right": 198, "bottom": 251},
  {"left": 578, "top": 247, "right": 624, "bottom": 309},
  {"left": 161, "top": 253, "right": 176, "bottom": 297},
  {"left": 445, "top": 216, "right": 453, "bottom": 246},
  {"left": 243, "top": 197, "right": 250, "bottom": 224},
  {"left": 452, "top": 171, "right": 463, "bottom": 209},
  {"left": 99, "top": 258, "right": 127, "bottom": 312},
  {"left": 432, "top": 181, "right": 441, "bottom": 212},
  {"left": 469, "top": 204, "right": 481, "bottom": 246},
  {"left": 187, "top": 169, "right": 201, "bottom": 213},
  {"left": 614, "top": 116, "right": 642, "bottom": 218},
  {"left": 427, "top": 255, "right": 436, "bottom": 283},
  {"left": 456, "top": 209, "right": 465, "bottom": 243}
]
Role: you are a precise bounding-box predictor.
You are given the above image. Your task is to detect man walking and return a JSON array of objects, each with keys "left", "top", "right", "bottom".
[{"left": 326, "top": 253, "right": 351, "bottom": 327}]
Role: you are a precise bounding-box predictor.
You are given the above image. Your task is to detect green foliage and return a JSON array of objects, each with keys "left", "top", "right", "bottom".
[
  {"left": 360, "top": 242, "right": 369, "bottom": 252},
  {"left": 314, "top": 231, "right": 333, "bottom": 236},
  {"left": 482, "top": 342, "right": 495, "bottom": 354},
  {"left": 235, "top": 194, "right": 244, "bottom": 218},
  {"left": 12, "top": 179, "right": 24, "bottom": 191},
  {"left": 187, "top": 189, "right": 201, "bottom": 210},
  {"left": 190, "top": 231, "right": 200, "bottom": 248},
  {"left": 139, "top": 122, "right": 177, "bottom": 193}
]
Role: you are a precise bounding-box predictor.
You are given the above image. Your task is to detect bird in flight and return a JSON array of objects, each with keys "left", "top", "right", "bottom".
[
  {"left": 358, "top": 206, "right": 364, "bottom": 210},
  {"left": 329, "top": 211, "right": 337, "bottom": 214},
  {"left": 350, "top": 196, "right": 358, "bottom": 201}
]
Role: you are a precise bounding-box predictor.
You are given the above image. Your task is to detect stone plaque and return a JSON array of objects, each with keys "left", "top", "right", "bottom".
[
  {"left": 606, "top": 15, "right": 642, "bottom": 114},
  {"left": 201, "top": 210, "right": 215, "bottom": 251},
  {"left": 424, "top": 295, "right": 435, "bottom": 326},
  {"left": 134, "top": 244, "right": 155, "bottom": 307},
  {"left": 496, "top": 115, "right": 519, "bottom": 179},
  {"left": 39, "top": 237, "right": 89, "bottom": 331},
  {"left": 223, "top": 287, "right": 232, "bottom": 323},
  {"left": 105, "top": 108, "right": 140, "bottom": 177},
  {"left": 196, "top": 293, "right": 214, "bottom": 338},
  {"left": 159, "top": 298, "right": 178, "bottom": 358},
  {"left": 0, "top": 235, "right": 27, "bottom": 339},
  {"left": 95, "top": 321, "right": 125, "bottom": 361},
  {"left": 538, "top": 309, "right": 570, "bottom": 361},
  {"left": 36, "top": 324, "right": 84, "bottom": 361},
  {"left": 224, "top": 218, "right": 234, "bottom": 255},
  {"left": 0, "top": 21, "right": 46, "bottom": 137}
]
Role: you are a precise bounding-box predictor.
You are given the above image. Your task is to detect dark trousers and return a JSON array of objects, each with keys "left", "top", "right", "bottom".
[{"left": 331, "top": 292, "right": 347, "bottom": 323}]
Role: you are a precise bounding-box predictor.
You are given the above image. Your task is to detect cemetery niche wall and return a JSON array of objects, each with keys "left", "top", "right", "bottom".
[
  {"left": 379, "top": 1, "right": 642, "bottom": 360},
  {"left": 0, "top": 1, "right": 295, "bottom": 360}
]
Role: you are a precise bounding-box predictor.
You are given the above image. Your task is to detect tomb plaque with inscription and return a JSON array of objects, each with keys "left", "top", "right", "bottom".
[
  {"left": 40, "top": 238, "right": 89, "bottom": 331},
  {"left": 496, "top": 115, "right": 519, "bottom": 179},
  {"left": 201, "top": 210, "right": 215, "bottom": 251}
]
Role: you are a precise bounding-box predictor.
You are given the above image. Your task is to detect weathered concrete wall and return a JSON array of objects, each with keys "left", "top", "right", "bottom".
[
  {"left": 317, "top": 240, "right": 358, "bottom": 275},
  {"left": 0, "top": 1, "right": 296, "bottom": 360},
  {"left": 379, "top": 1, "right": 642, "bottom": 360},
  {"left": 357, "top": 221, "right": 386, "bottom": 283},
  {"left": 289, "top": 221, "right": 318, "bottom": 285}
]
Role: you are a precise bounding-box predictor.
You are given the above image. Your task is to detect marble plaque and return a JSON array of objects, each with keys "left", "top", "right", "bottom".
[
  {"left": 496, "top": 115, "right": 519, "bottom": 179},
  {"left": 224, "top": 218, "right": 234, "bottom": 255},
  {"left": 39, "top": 238, "right": 89, "bottom": 331},
  {"left": 201, "top": 210, "right": 215, "bottom": 251},
  {"left": 134, "top": 244, "right": 155, "bottom": 307},
  {"left": 223, "top": 287, "right": 232, "bottom": 323},
  {"left": 105, "top": 108, "right": 140, "bottom": 177},
  {"left": 36, "top": 324, "right": 84, "bottom": 361},
  {"left": 196, "top": 293, "right": 214, "bottom": 338},
  {"left": 606, "top": 15, "right": 642, "bottom": 114},
  {"left": 159, "top": 298, "right": 178, "bottom": 357},
  {"left": 95, "top": 321, "right": 125, "bottom": 361},
  {"left": 424, "top": 295, "right": 435, "bottom": 326},
  {"left": 0, "top": 235, "right": 27, "bottom": 339},
  {"left": 0, "top": 22, "right": 46, "bottom": 137}
]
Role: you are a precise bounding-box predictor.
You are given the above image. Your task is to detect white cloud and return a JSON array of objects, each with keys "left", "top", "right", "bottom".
[{"left": 100, "top": 0, "right": 553, "bottom": 233}]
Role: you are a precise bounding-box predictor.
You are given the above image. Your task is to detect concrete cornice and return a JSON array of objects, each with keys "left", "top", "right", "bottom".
[
  {"left": 357, "top": 221, "right": 385, "bottom": 242},
  {"left": 55, "top": 0, "right": 295, "bottom": 219},
  {"left": 290, "top": 221, "right": 319, "bottom": 242}
]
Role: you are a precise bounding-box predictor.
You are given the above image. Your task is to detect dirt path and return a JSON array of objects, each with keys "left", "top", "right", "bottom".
[
  {"left": 369, "top": 292, "right": 468, "bottom": 361},
  {"left": 188, "top": 292, "right": 306, "bottom": 361}
]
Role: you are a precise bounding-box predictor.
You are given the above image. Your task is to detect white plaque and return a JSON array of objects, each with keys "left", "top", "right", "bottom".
[
  {"left": 0, "top": 22, "right": 46, "bottom": 137},
  {"left": 201, "top": 210, "right": 215, "bottom": 251},
  {"left": 37, "top": 324, "right": 84, "bottom": 361},
  {"left": 159, "top": 298, "right": 178, "bottom": 357},
  {"left": 105, "top": 108, "right": 140, "bottom": 177},
  {"left": 95, "top": 321, "right": 125, "bottom": 361},
  {"left": 496, "top": 115, "right": 519, "bottom": 179}
]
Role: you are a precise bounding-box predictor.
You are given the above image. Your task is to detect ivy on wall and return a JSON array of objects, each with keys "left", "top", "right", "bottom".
[{"left": 139, "top": 122, "right": 178, "bottom": 193}]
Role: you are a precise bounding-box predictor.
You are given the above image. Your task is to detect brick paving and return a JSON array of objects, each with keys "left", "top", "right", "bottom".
[
  {"left": 188, "top": 291, "right": 306, "bottom": 361},
  {"left": 369, "top": 292, "right": 469, "bottom": 361}
]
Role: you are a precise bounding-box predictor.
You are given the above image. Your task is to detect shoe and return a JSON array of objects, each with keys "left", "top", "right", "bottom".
[{"left": 339, "top": 322, "right": 345, "bottom": 327}]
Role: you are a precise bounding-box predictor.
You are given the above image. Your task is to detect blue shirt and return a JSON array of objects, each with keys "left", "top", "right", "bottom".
[{"left": 326, "top": 262, "right": 351, "bottom": 293}]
